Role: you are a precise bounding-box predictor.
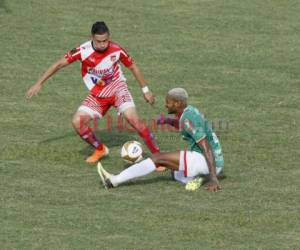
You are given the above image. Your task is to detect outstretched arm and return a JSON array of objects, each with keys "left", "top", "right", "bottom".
[
  {"left": 26, "top": 57, "right": 69, "bottom": 99},
  {"left": 197, "top": 138, "right": 221, "bottom": 192},
  {"left": 128, "top": 63, "right": 155, "bottom": 105}
]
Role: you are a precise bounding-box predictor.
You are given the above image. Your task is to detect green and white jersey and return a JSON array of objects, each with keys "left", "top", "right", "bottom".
[{"left": 179, "top": 105, "right": 224, "bottom": 168}]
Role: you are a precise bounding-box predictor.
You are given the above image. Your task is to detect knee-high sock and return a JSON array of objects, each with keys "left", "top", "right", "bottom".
[
  {"left": 78, "top": 127, "right": 103, "bottom": 150},
  {"left": 110, "top": 158, "right": 156, "bottom": 186},
  {"left": 138, "top": 127, "right": 160, "bottom": 153}
]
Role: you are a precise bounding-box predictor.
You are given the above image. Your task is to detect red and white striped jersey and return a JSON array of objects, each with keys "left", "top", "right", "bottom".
[{"left": 64, "top": 41, "right": 134, "bottom": 97}]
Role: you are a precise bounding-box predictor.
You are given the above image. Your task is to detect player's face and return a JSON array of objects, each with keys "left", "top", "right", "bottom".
[
  {"left": 92, "top": 33, "right": 110, "bottom": 52},
  {"left": 165, "top": 96, "right": 178, "bottom": 114}
]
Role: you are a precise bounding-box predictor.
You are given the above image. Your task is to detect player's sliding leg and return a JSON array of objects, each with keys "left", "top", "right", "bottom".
[
  {"left": 97, "top": 159, "right": 156, "bottom": 189},
  {"left": 72, "top": 111, "right": 108, "bottom": 163},
  {"left": 150, "top": 151, "right": 181, "bottom": 170},
  {"left": 98, "top": 151, "right": 180, "bottom": 188},
  {"left": 97, "top": 162, "right": 114, "bottom": 189}
]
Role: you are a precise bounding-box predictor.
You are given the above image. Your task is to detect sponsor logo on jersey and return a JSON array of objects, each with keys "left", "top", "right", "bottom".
[
  {"left": 90, "top": 75, "right": 105, "bottom": 86},
  {"left": 87, "top": 67, "right": 114, "bottom": 78}
]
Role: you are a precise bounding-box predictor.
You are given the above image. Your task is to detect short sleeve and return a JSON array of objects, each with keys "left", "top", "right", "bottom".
[
  {"left": 64, "top": 47, "right": 81, "bottom": 64},
  {"left": 119, "top": 49, "right": 134, "bottom": 67}
]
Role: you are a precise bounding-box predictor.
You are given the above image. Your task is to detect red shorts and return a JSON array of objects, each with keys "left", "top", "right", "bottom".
[{"left": 77, "top": 86, "right": 135, "bottom": 118}]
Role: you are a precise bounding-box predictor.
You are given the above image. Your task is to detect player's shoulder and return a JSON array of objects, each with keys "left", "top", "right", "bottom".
[
  {"left": 109, "top": 41, "right": 129, "bottom": 52},
  {"left": 67, "top": 41, "right": 91, "bottom": 53},
  {"left": 80, "top": 40, "right": 92, "bottom": 50},
  {"left": 183, "top": 105, "right": 205, "bottom": 123},
  {"left": 109, "top": 41, "right": 121, "bottom": 48},
  {"left": 184, "top": 105, "right": 201, "bottom": 116}
]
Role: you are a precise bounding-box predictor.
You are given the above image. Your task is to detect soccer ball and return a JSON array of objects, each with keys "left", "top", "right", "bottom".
[{"left": 121, "top": 141, "right": 143, "bottom": 163}]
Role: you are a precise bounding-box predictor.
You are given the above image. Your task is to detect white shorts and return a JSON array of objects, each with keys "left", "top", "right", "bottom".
[{"left": 173, "top": 150, "right": 223, "bottom": 184}]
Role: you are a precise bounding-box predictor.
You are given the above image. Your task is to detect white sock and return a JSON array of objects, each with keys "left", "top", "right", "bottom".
[
  {"left": 173, "top": 170, "right": 194, "bottom": 184},
  {"left": 110, "top": 158, "right": 156, "bottom": 186}
]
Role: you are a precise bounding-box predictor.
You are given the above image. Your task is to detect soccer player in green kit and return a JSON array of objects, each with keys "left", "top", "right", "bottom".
[{"left": 98, "top": 88, "right": 224, "bottom": 191}]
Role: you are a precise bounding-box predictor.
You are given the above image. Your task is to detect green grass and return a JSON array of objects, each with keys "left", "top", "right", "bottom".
[{"left": 1, "top": 0, "right": 300, "bottom": 249}]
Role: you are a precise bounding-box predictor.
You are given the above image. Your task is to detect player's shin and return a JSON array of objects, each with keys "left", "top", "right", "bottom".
[
  {"left": 110, "top": 158, "right": 156, "bottom": 186},
  {"left": 138, "top": 127, "right": 160, "bottom": 154},
  {"left": 78, "top": 127, "right": 103, "bottom": 150}
]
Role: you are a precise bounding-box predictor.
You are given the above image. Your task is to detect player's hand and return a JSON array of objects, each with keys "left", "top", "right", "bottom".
[
  {"left": 26, "top": 83, "right": 42, "bottom": 99},
  {"left": 144, "top": 91, "right": 155, "bottom": 105},
  {"left": 206, "top": 178, "right": 221, "bottom": 192},
  {"left": 156, "top": 115, "right": 179, "bottom": 128},
  {"left": 156, "top": 114, "right": 166, "bottom": 125}
]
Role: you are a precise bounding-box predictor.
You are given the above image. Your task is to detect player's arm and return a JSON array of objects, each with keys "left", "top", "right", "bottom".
[
  {"left": 197, "top": 138, "right": 221, "bottom": 192},
  {"left": 119, "top": 47, "right": 155, "bottom": 104},
  {"left": 26, "top": 57, "right": 69, "bottom": 99},
  {"left": 156, "top": 114, "right": 179, "bottom": 129},
  {"left": 128, "top": 63, "right": 155, "bottom": 105}
]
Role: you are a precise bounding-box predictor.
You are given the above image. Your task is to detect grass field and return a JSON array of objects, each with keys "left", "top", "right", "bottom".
[{"left": 1, "top": 0, "right": 300, "bottom": 249}]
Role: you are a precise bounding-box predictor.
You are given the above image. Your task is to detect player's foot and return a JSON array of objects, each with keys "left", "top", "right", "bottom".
[
  {"left": 185, "top": 177, "right": 204, "bottom": 191},
  {"left": 86, "top": 145, "right": 109, "bottom": 163},
  {"left": 155, "top": 166, "right": 167, "bottom": 172},
  {"left": 97, "top": 162, "right": 115, "bottom": 189}
]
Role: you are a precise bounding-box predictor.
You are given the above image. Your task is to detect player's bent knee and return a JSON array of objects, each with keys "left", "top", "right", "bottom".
[
  {"left": 150, "top": 153, "right": 164, "bottom": 164},
  {"left": 72, "top": 112, "right": 90, "bottom": 131},
  {"left": 123, "top": 107, "right": 137, "bottom": 117},
  {"left": 124, "top": 108, "right": 141, "bottom": 125}
]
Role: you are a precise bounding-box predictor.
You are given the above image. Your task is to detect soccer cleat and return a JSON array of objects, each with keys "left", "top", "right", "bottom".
[
  {"left": 185, "top": 177, "right": 204, "bottom": 191},
  {"left": 97, "top": 162, "right": 115, "bottom": 189},
  {"left": 86, "top": 145, "right": 109, "bottom": 163}
]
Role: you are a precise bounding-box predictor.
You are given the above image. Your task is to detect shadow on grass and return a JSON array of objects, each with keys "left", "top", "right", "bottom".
[
  {"left": 38, "top": 131, "right": 76, "bottom": 144},
  {"left": 39, "top": 129, "right": 135, "bottom": 156},
  {"left": 201, "top": 173, "right": 227, "bottom": 185},
  {"left": 123, "top": 174, "right": 228, "bottom": 188},
  {"left": 39, "top": 129, "right": 134, "bottom": 145},
  {"left": 121, "top": 174, "right": 172, "bottom": 187}
]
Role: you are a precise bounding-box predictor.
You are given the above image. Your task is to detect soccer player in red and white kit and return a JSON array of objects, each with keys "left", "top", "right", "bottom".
[{"left": 26, "top": 21, "right": 160, "bottom": 164}]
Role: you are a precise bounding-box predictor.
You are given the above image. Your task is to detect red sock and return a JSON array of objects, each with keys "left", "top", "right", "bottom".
[
  {"left": 138, "top": 127, "right": 160, "bottom": 154},
  {"left": 78, "top": 128, "right": 103, "bottom": 150}
]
